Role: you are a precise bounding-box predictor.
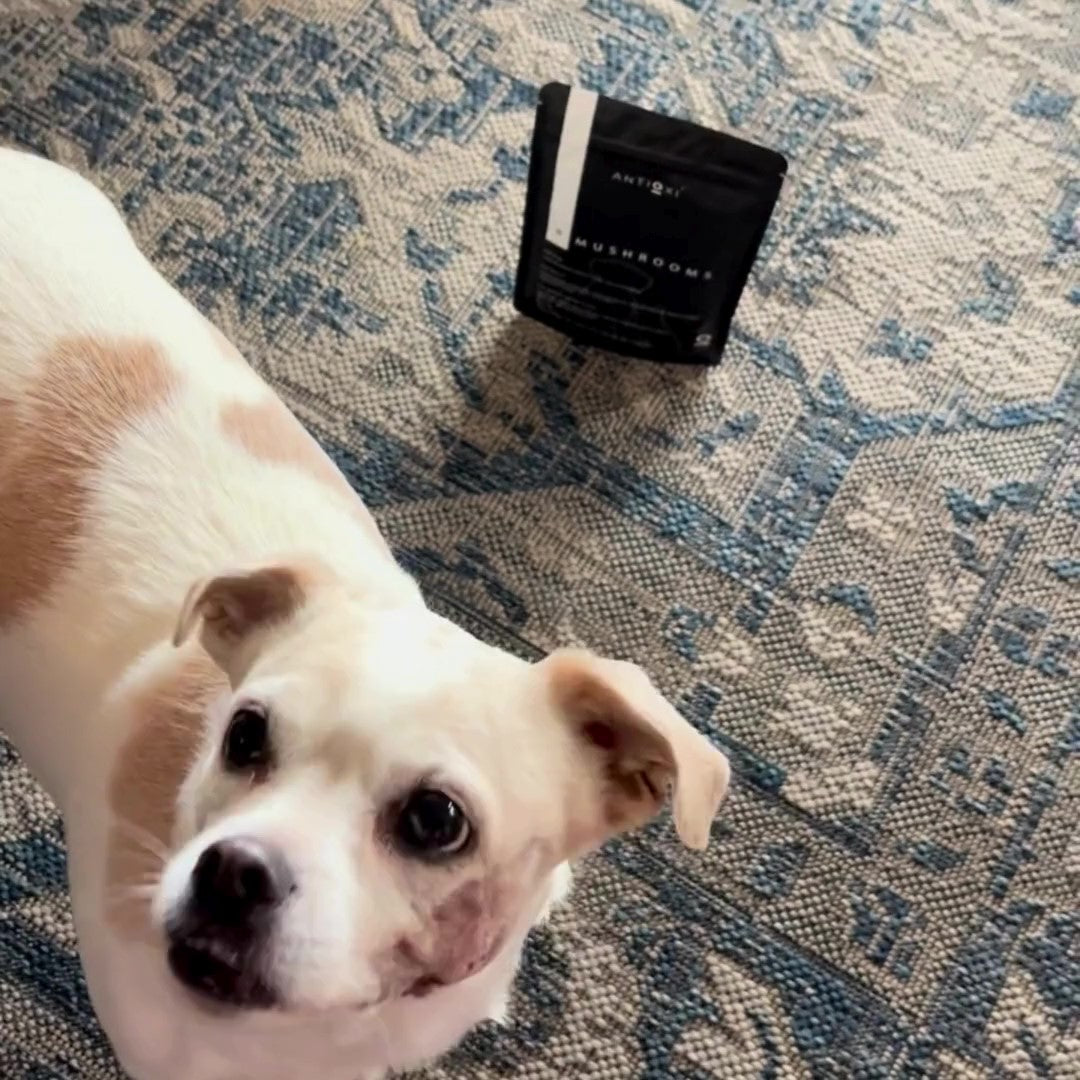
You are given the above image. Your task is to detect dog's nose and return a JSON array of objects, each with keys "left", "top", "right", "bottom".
[{"left": 192, "top": 837, "right": 292, "bottom": 924}]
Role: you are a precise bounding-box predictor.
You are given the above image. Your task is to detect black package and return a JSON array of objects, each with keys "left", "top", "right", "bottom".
[{"left": 514, "top": 83, "right": 787, "bottom": 365}]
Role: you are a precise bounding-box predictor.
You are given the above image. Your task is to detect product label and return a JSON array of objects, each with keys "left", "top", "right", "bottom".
[{"left": 533, "top": 143, "right": 763, "bottom": 358}]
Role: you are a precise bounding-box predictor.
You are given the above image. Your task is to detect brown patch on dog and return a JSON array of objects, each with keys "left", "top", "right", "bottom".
[
  {"left": 105, "top": 651, "right": 226, "bottom": 938},
  {"left": 220, "top": 397, "right": 386, "bottom": 549},
  {"left": 0, "top": 337, "right": 177, "bottom": 627},
  {"left": 394, "top": 876, "right": 515, "bottom": 999},
  {"left": 313, "top": 726, "right": 373, "bottom": 784},
  {"left": 0, "top": 398, "right": 14, "bottom": 467}
]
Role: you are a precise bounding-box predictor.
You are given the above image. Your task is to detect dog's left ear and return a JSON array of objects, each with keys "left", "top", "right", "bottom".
[
  {"left": 172, "top": 563, "right": 314, "bottom": 679},
  {"left": 541, "top": 650, "right": 730, "bottom": 851}
]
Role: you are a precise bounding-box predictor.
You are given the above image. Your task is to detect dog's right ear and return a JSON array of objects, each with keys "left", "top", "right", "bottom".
[{"left": 172, "top": 564, "right": 313, "bottom": 680}]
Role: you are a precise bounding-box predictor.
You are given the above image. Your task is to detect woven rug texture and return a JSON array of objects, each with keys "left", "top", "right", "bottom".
[{"left": 1, "top": 0, "right": 1078, "bottom": 1077}]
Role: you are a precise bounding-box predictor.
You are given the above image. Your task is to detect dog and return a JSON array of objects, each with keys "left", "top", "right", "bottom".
[{"left": 0, "top": 147, "right": 730, "bottom": 1080}]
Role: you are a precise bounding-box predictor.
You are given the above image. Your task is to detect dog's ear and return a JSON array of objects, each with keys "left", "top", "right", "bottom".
[
  {"left": 172, "top": 564, "right": 314, "bottom": 679},
  {"left": 541, "top": 650, "right": 730, "bottom": 852}
]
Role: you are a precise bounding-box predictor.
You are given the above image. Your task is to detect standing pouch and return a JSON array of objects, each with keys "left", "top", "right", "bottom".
[{"left": 515, "top": 83, "right": 788, "bottom": 365}]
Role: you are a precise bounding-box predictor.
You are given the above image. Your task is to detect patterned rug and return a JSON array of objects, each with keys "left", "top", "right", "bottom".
[{"left": 1, "top": 1, "right": 1077, "bottom": 1077}]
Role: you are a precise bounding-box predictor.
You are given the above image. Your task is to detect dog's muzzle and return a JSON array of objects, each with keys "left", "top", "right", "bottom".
[{"left": 166, "top": 836, "right": 293, "bottom": 1008}]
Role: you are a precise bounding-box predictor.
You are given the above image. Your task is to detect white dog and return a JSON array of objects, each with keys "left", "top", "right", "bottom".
[{"left": 0, "top": 147, "right": 730, "bottom": 1080}]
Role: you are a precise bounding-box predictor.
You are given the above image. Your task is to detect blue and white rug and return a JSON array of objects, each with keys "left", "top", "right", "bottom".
[{"left": 1, "top": 0, "right": 1077, "bottom": 1076}]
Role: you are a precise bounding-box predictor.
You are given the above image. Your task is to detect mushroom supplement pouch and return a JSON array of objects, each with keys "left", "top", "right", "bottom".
[{"left": 514, "top": 83, "right": 787, "bottom": 365}]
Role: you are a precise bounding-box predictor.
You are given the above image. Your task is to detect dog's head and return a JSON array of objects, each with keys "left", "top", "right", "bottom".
[{"left": 106, "top": 558, "right": 729, "bottom": 1013}]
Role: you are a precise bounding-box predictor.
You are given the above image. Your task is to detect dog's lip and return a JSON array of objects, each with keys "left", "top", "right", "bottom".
[
  {"left": 182, "top": 935, "right": 241, "bottom": 969},
  {"left": 167, "top": 938, "right": 278, "bottom": 1010},
  {"left": 405, "top": 974, "right": 445, "bottom": 998}
]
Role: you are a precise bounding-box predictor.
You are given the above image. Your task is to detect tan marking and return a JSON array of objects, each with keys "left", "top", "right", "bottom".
[
  {"left": 220, "top": 396, "right": 387, "bottom": 550},
  {"left": 106, "top": 651, "right": 226, "bottom": 938},
  {"left": 315, "top": 725, "right": 375, "bottom": 784},
  {"left": 0, "top": 337, "right": 176, "bottom": 628},
  {"left": 0, "top": 398, "right": 13, "bottom": 469}
]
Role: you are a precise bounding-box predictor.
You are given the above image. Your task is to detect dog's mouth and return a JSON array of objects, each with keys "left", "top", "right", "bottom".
[
  {"left": 168, "top": 941, "right": 454, "bottom": 1016},
  {"left": 405, "top": 974, "right": 445, "bottom": 998},
  {"left": 167, "top": 936, "right": 278, "bottom": 1010}
]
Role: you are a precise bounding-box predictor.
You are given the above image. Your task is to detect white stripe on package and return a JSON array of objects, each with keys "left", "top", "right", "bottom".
[{"left": 545, "top": 87, "right": 599, "bottom": 251}]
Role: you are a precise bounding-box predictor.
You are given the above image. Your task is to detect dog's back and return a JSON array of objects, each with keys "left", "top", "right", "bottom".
[{"left": 0, "top": 148, "right": 410, "bottom": 793}]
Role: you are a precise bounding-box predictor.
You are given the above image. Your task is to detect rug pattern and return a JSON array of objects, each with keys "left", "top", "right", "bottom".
[{"left": 0, "top": 0, "right": 1078, "bottom": 1077}]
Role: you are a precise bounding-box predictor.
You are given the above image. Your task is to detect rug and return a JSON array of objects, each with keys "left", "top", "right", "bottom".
[{"left": 0, "top": 1, "right": 1077, "bottom": 1077}]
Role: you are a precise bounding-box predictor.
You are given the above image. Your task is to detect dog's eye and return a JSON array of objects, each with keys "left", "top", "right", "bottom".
[
  {"left": 395, "top": 789, "right": 472, "bottom": 859},
  {"left": 223, "top": 707, "right": 271, "bottom": 772}
]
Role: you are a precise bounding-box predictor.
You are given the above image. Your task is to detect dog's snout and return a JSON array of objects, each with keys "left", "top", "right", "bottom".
[
  {"left": 167, "top": 837, "right": 292, "bottom": 1007},
  {"left": 193, "top": 837, "right": 293, "bottom": 923}
]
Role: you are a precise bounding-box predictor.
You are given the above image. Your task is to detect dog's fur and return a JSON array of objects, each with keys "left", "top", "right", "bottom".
[{"left": 0, "top": 148, "right": 730, "bottom": 1080}]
